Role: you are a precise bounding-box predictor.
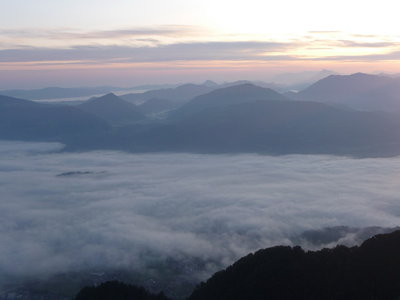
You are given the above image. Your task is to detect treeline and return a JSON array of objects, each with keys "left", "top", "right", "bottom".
[
  {"left": 75, "top": 281, "right": 170, "bottom": 300},
  {"left": 75, "top": 230, "right": 400, "bottom": 300}
]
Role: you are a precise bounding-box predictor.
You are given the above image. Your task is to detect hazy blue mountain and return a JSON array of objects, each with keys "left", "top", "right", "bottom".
[
  {"left": 120, "top": 81, "right": 293, "bottom": 106},
  {"left": 354, "top": 79, "right": 400, "bottom": 111},
  {"left": 64, "top": 96, "right": 400, "bottom": 157},
  {"left": 4, "top": 83, "right": 400, "bottom": 157},
  {"left": 128, "top": 83, "right": 179, "bottom": 91},
  {"left": 120, "top": 83, "right": 215, "bottom": 104},
  {"left": 202, "top": 80, "right": 218, "bottom": 87},
  {"left": 293, "top": 73, "right": 400, "bottom": 111},
  {"left": 78, "top": 93, "right": 145, "bottom": 125},
  {"left": 0, "top": 95, "right": 110, "bottom": 141},
  {"left": 171, "top": 84, "right": 288, "bottom": 118},
  {"left": 0, "top": 86, "right": 124, "bottom": 100},
  {"left": 219, "top": 80, "right": 285, "bottom": 91},
  {"left": 188, "top": 230, "right": 400, "bottom": 300},
  {"left": 153, "top": 100, "right": 400, "bottom": 156},
  {"left": 296, "top": 73, "right": 391, "bottom": 102},
  {"left": 138, "top": 98, "right": 178, "bottom": 115},
  {"left": 271, "top": 69, "right": 337, "bottom": 86}
]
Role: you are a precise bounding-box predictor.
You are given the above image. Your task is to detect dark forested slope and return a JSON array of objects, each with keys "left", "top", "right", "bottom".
[
  {"left": 75, "top": 281, "right": 171, "bottom": 300},
  {"left": 189, "top": 230, "right": 400, "bottom": 300}
]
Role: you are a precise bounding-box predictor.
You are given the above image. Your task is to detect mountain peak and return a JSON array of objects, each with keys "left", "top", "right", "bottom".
[
  {"left": 203, "top": 83, "right": 282, "bottom": 97},
  {"left": 203, "top": 80, "right": 218, "bottom": 87},
  {"left": 349, "top": 72, "right": 375, "bottom": 78},
  {"left": 78, "top": 93, "right": 145, "bottom": 124},
  {"left": 104, "top": 92, "right": 117, "bottom": 97},
  {"left": 91, "top": 92, "right": 121, "bottom": 102},
  {"left": 171, "top": 83, "right": 287, "bottom": 119}
]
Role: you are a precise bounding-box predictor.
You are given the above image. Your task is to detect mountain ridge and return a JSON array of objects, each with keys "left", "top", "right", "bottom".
[
  {"left": 188, "top": 230, "right": 400, "bottom": 300},
  {"left": 293, "top": 73, "right": 400, "bottom": 111},
  {"left": 0, "top": 94, "right": 110, "bottom": 141},
  {"left": 78, "top": 93, "right": 145, "bottom": 125}
]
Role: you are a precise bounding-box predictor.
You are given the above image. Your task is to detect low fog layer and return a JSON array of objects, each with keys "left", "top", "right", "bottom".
[{"left": 1, "top": 141, "right": 400, "bottom": 284}]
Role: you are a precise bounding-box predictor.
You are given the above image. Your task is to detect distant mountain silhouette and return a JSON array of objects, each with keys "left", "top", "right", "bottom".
[
  {"left": 0, "top": 86, "right": 123, "bottom": 100},
  {"left": 293, "top": 73, "right": 400, "bottom": 111},
  {"left": 0, "top": 95, "right": 110, "bottom": 141},
  {"left": 271, "top": 69, "right": 337, "bottom": 86},
  {"left": 189, "top": 230, "right": 400, "bottom": 300},
  {"left": 120, "top": 82, "right": 285, "bottom": 105},
  {"left": 78, "top": 93, "right": 145, "bottom": 125},
  {"left": 4, "top": 83, "right": 400, "bottom": 157},
  {"left": 120, "top": 84, "right": 215, "bottom": 104},
  {"left": 171, "top": 84, "right": 287, "bottom": 118},
  {"left": 138, "top": 98, "right": 178, "bottom": 115},
  {"left": 202, "top": 80, "right": 218, "bottom": 87},
  {"left": 219, "top": 80, "right": 284, "bottom": 91},
  {"left": 116, "top": 97, "right": 400, "bottom": 156}
]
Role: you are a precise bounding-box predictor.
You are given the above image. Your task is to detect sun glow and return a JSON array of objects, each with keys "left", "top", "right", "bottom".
[{"left": 1, "top": 0, "right": 400, "bottom": 87}]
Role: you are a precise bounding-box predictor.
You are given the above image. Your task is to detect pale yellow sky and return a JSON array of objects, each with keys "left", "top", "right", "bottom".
[{"left": 1, "top": 0, "right": 400, "bottom": 87}]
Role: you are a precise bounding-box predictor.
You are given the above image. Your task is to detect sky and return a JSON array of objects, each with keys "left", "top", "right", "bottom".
[{"left": 1, "top": 0, "right": 400, "bottom": 88}]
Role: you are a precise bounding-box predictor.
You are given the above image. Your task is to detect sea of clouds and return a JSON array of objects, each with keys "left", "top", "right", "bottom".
[{"left": 1, "top": 140, "right": 400, "bottom": 284}]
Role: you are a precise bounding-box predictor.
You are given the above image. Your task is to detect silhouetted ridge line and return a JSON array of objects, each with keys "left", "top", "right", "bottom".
[
  {"left": 74, "top": 230, "right": 400, "bottom": 300},
  {"left": 75, "top": 281, "right": 171, "bottom": 300},
  {"left": 171, "top": 83, "right": 287, "bottom": 118},
  {"left": 293, "top": 72, "right": 400, "bottom": 111},
  {"left": 78, "top": 93, "right": 145, "bottom": 125},
  {"left": 188, "top": 230, "right": 400, "bottom": 300},
  {"left": 0, "top": 94, "right": 110, "bottom": 141}
]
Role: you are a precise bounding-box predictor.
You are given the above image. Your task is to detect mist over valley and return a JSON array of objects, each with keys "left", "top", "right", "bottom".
[{"left": 1, "top": 140, "right": 400, "bottom": 298}]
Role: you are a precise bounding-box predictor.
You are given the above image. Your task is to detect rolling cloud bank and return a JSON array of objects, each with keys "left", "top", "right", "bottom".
[{"left": 1, "top": 141, "right": 400, "bottom": 296}]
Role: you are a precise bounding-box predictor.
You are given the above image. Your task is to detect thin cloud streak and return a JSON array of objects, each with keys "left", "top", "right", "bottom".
[
  {"left": 338, "top": 40, "right": 398, "bottom": 48},
  {"left": 0, "top": 41, "right": 296, "bottom": 63},
  {"left": 311, "top": 50, "right": 400, "bottom": 61},
  {"left": 1, "top": 41, "right": 399, "bottom": 68},
  {"left": 0, "top": 25, "right": 205, "bottom": 40}
]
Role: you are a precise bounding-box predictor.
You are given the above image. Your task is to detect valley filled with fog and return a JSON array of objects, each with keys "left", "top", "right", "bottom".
[{"left": 1, "top": 140, "right": 400, "bottom": 297}]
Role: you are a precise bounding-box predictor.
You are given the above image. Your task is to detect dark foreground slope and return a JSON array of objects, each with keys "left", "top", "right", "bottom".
[
  {"left": 74, "top": 230, "right": 400, "bottom": 300},
  {"left": 189, "top": 230, "right": 400, "bottom": 300},
  {"left": 75, "top": 281, "right": 171, "bottom": 300}
]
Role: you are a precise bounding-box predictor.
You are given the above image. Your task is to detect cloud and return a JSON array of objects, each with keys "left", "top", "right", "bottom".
[
  {"left": 0, "top": 41, "right": 295, "bottom": 64},
  {"left": 1, "top": 27, "right": 400, "bottom": 69},
  {"left": 338, "top": 40, "right": 399, "bottom": 48},
  {"left": 1, "top": 140, "right": 400, "bottom": 290},
  {"left": 0, "top": 25, "right": 204, "bottom": 41},
  {"left": 1, "top": 40, "right": 399, "bottom": 67},
  {"left": 308, "top": 31, "right": 342, "bottom": 34},
  {"left": 313, "top": 50, "right": 400, "bottom": 61}
]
